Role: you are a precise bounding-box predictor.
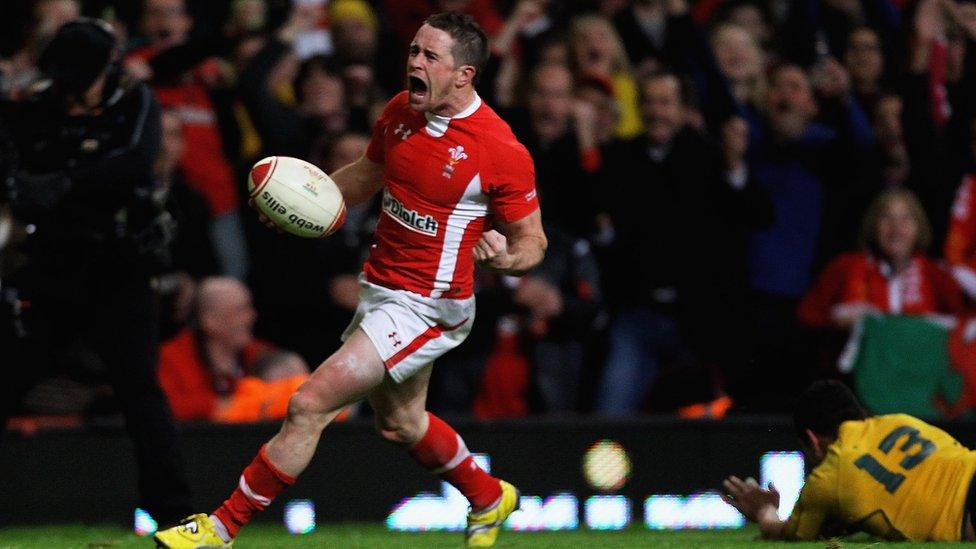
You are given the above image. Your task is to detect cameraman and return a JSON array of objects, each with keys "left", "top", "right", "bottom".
[{"left": 0, "top": 19, "right": 191, "bottom": 525}]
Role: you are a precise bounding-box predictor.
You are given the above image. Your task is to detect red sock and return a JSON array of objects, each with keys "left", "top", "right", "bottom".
[
  {"left": 212, "top": 444, "right": 296, "bottom": 538},
  {"left": 408, "top": 412, "right": 502, "bottom": 510}
]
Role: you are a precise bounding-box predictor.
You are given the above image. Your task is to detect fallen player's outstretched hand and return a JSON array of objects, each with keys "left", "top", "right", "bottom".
[{"left": 721, "top": 476, "right": 780, "bottom": 522}]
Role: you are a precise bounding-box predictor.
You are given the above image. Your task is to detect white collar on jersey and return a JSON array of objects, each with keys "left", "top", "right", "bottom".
[{"left": 424, "top": 93, "right": 482, "bottom": 138}]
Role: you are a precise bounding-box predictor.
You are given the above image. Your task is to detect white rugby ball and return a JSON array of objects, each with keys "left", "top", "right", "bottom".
[{"left": 248, "top": 156, "right": 346, "bottom": 238}]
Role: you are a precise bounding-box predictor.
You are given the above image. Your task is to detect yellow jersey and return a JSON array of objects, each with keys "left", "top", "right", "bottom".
[{"left": 785, "top": 414, "right": 976, "bottom": 541}]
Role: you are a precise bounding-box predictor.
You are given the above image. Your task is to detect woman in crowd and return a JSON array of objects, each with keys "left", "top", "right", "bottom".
[{"left": 798, "top": 188, "right": 965, "bottom": 330}]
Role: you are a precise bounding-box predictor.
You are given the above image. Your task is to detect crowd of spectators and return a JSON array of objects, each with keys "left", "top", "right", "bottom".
[{"left": 2, "top": 0, "right": 976, "bottom": 420}]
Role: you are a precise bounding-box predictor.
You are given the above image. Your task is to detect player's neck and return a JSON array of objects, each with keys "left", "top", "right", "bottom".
[{"left": 430, "top": 88, "right": 478, "bottom": 118}]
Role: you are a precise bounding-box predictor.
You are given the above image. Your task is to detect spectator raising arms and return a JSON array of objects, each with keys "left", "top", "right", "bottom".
[{"left": 127, "top": 0, "right": 250, "bottom": 279}]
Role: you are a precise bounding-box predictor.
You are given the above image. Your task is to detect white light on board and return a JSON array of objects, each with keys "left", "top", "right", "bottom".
[
  {"left": 134, "top": 508, "right": 157, "bottom": 536},
  {"left": 644, "top": 493, "right": 745, "bottom": 529},
  {"left": 505, "top": 494, "right": 579, "bottom": 531},
  {"left": 584, "top": 495, "right": 631, "bottom": 530},
  {"left": 284, "top": 499, "right": 316, "bottom": 534},
  {"left": 760, "top": 451, "right": 805, "bottom": 520}
]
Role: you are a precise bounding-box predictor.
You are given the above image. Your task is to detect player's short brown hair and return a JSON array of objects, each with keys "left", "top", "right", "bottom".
[{"left": 424, "top": 12, "right": 489, "bottom": 80}]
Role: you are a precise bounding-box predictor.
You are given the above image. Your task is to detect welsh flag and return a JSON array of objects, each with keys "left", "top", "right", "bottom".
[{"left": 848, "top": 315, "right": 966, "bottom": 418}]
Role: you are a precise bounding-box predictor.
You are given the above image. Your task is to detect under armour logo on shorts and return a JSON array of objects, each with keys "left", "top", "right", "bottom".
[{"left": 389, "top": 332, "right": 402, "bottom": 347}]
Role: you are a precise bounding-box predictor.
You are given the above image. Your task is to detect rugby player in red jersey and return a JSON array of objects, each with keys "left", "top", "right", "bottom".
[{"left": 155, "top": 11, "right": 546, "bottom": 549}]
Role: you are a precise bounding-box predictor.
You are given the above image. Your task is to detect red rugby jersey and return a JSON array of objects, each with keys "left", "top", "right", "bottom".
[{"left": 364, "top": 91, "right": 538, "bottom": 299}]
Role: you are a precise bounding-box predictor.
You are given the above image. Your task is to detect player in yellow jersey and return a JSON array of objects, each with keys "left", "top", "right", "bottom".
[{"left": 723, "top": 380, "right": 976, "bottom": 541}]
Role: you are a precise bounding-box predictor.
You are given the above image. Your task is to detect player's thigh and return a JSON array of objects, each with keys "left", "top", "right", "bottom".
[
  {"left": 369, "top": 363, "right": 433, "bottom": 439},
  {"left": 295, "top": 327, "right": 387, "bottom": 413}
]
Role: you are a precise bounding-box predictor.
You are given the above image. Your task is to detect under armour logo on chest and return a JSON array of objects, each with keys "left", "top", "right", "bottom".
[{"left": 394, "top": 124, "right": 412, "bottom": 140}]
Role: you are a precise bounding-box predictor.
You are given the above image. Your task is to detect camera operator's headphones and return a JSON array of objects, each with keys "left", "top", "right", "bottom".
[{"left": 38, "top": 18, "right": 125, "bottom": 108}]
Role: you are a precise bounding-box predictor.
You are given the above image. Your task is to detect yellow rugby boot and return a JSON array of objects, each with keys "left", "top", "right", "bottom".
[
  {"left": 465, "top": 480, "right": 521, "bottom": 547},
  {"left": 153, "top": 513, "right": 232, "bottom": 548}
]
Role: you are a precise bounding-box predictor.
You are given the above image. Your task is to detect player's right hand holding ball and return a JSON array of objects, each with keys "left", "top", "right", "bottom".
[{"left": 247, "top": 197, "right": 283, "bottom": 233}]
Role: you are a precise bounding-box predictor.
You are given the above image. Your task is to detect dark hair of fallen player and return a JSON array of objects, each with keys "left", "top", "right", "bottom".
[{"left": 793, "top": 379, "right": 869, "bottom": 440}]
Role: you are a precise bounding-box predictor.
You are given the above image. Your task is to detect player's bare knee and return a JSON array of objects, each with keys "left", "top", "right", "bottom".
[{"left": 286, "top": 390, "right": 331, "bottom": 429}]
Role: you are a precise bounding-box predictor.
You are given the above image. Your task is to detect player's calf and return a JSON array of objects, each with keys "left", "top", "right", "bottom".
[
  {"left": 406, "top": 412, "right": 502, "bottom": 511},
  {"left": 374, "top": 406, "right": 429, "bottom": 446}
]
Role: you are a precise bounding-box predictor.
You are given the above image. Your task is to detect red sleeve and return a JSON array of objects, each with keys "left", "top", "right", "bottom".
[
  {"left": 157, "top": 332, "right": 217, "bottom": 421},
  {"left": 366, "top": 92, "right": 406, "bottom": 164},
  {"left": 797, "top": 255, "right": 859, "bottom": 328},
  {"left": 945, "top": 175, "right": 976, "bottom": 267},
  {"left": 485, "top": 139, "right": 539, "bottom": 223},
  {"left": 929, "top": 259, "right": 967, "bottom": 315}
]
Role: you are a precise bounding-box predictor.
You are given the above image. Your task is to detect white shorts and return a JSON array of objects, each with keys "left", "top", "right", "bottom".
[{"left": 341, "top": 275, "right": 475, "bottom": 383}]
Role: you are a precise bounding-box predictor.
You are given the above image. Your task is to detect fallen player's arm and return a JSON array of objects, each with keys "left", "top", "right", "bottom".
[
  {"left": 475, "top": 208, "right": 547, "bottom": 276},
  {"left": 331, "top": 155, "right": 385, "bottom": 206},
  {"left": 722, "top": 476, "right": 787, "bottom": 540}
]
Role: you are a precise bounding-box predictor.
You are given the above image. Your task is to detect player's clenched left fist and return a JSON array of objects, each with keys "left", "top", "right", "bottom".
[{"left": 474, "top": 230, "right": 513, "bottom": 270}]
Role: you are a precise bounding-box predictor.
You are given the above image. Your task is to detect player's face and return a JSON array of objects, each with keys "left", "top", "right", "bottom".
[
  {"left": 876, "top": 198, "right": 918, "bottom": 263},
  {"left": 406, "top": 24, "right": 465, "bottom": 112}
]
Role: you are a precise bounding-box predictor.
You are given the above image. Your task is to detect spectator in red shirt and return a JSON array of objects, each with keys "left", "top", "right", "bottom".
[
  {"left": 158, "top": 277, "right": 273, "bottom": 421},
  {"left": 126, "top": 0, "right": 250, "bottom": 280},
  {"left": 943, "top": 117, "right": 976, "bottom": 300},
  {"left": 799, "top": 188, "right": 965, "bottom": 331}
]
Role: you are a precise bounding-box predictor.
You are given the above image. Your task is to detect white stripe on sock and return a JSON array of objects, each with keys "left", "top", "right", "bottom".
[
  {"left": 431, "top": 434, "right": 471, "bottom": 474},
  {"left": 209, "top": 514, "right": 232, "bottom": 543},
  {"left": 239, "top": 475, "right": 272, "bottom": 507}
]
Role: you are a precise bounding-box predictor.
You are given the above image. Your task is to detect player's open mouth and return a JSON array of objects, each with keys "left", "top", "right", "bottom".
[{"left": 408, "top": 76, "right": 428, "bottom": 99}]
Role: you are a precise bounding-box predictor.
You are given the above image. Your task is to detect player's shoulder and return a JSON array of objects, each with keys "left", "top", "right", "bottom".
[
  {"left": 469, "top": 102, "right": 532, "bottom": 163},
  {"left": 869, "top": 413, "right": 927, "bottom": 429}
]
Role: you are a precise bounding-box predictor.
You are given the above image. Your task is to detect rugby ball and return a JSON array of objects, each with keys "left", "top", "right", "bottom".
[{"left": 248, "top": 156, "right": 346, "bottom": 238}]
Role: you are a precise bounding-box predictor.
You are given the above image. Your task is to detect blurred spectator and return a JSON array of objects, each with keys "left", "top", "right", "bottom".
[
  {"left": 382, "top": 0, "right": 503, "bottom": 51},
  {"left": 799, "top": 188, "right": 965, "bottom": 331},
  {"left": 593, "top": 73, "right": 771, "bottom": 415},
  {"left": 569, "top": 14, "right": 642, "bottom": 139},
  {"left": 746, "top": 63, "right": 873, "bottom": 299},
  {"left": 502, "top": 63, "right": 603, "bottom": 238},
  {"left": 711, "top": 23, "right": 766, "bottom": 111},
  {"left": 450, "top": 224, "right": 603, "bottom": 416},
  {"left": 903, "top": 0, "right": 976, "bottom": 247},
  {"left": 741, "top": 62, "right": 874, "bottom": 408},
  {"left": 871, "top": 93, "right": 911, "bottom": 188},
  {"left": 157, "top": 277, "right": 274, "bottom": 421},
  {"left": 517, "top": 225, "right": 603, "bottom": 412},
  {"left": 944, "top": 117, "right": 976, "bottom": 300},
  {"left": 239, "top": 5, "right": 368, "bottom": 162},
  {"left": 156, "top": 110, "right": 219, "bottom": 280},
  {"left": 707, "top": 0, "right": 776, "bottom": 49},
  {"left": 844, "top": 26, "right": 886, "bottom": 114},
  {"left": 0, "top": 0, "right": 81, "bottom": 99},
  {"left": 154, "top": 110, "right": 219, "bottom": 340},
  {"left": 127, "top": 0, "right": 250, "bottom": 279},
  {"left": 211, "top": 350, "right": 311, "bottom": 423}
]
